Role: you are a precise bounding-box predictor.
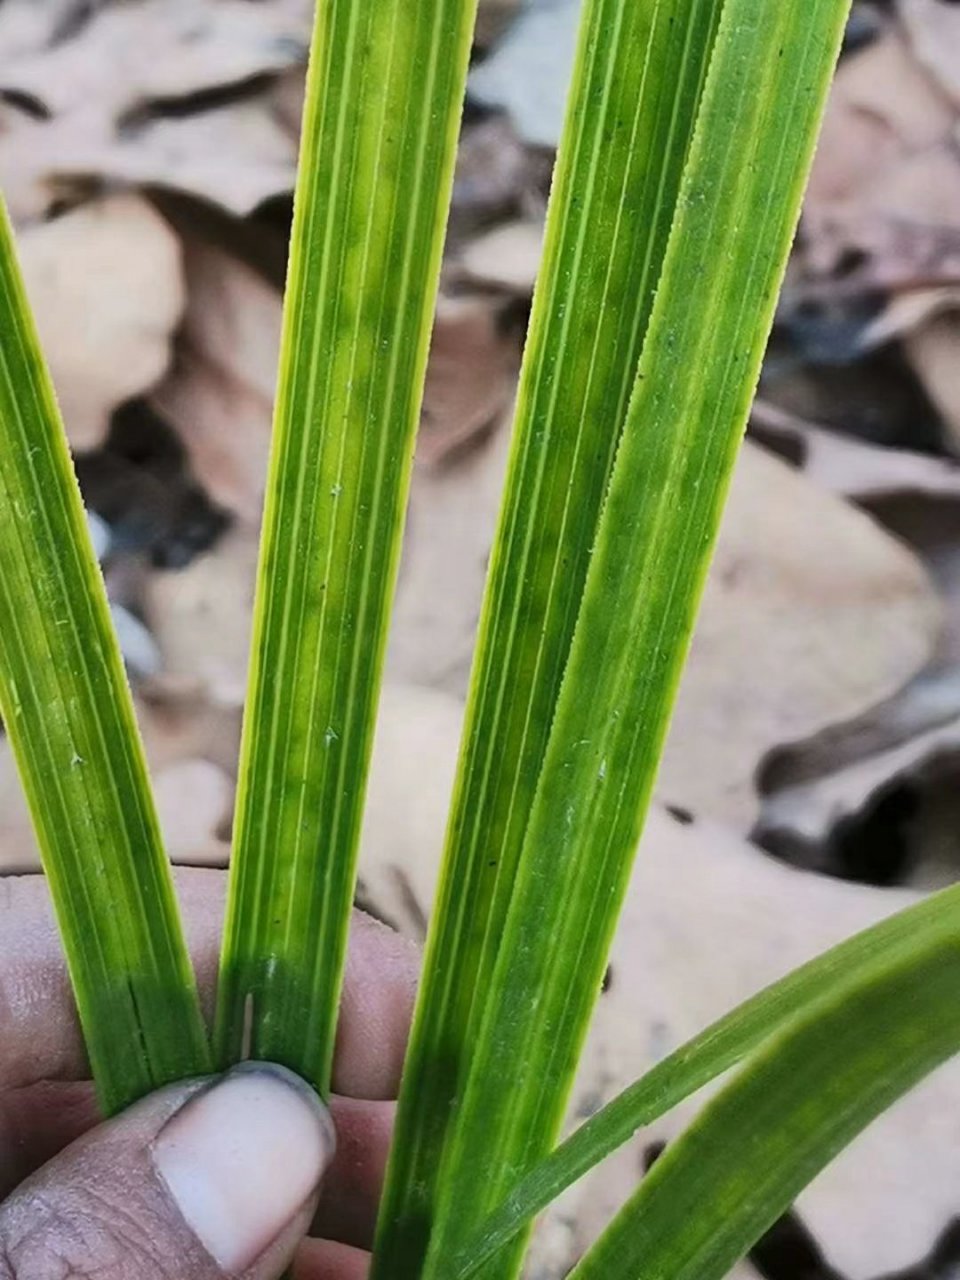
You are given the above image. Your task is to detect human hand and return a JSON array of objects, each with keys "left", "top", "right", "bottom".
[{"left": 0, "top": 868, "right": 419, "bottom": 1278}]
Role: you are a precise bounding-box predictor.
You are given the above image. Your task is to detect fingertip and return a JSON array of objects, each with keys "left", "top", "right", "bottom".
[{"left": 152, "top": 1062, "right": 334, "bottom": 1274}]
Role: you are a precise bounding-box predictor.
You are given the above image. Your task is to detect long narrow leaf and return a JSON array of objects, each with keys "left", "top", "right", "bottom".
[
  {"left": 454, "top": 881, "right": 960, "bottom": 1278},
  {"left": 426, "top": 0, "right": 850, "bottom": 1270},
  {"left": 572, "top": 926, "right": 960, "bottom": 1279},
  {"left": 374, "top": 0, "right": 725, "bottom": 1270},
  {"left": 0, "top": 202, "right": 210, "bottom": 1114},
  {"left": 215, "top": 0, "right": 478, "bottom": 1092}
]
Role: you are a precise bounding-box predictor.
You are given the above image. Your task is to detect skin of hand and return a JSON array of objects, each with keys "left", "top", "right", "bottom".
[{"left": 0, "top": 868, "right": 420, "bottom": 1280}]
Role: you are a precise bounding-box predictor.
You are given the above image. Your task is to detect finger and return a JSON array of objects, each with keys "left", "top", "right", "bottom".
[
  {"left": 0, "top": 871, "right": 419, "bottom": 1098},
  {"left": 0, "top": 1079, "right": 99, "bottom": 1196},
  {"left": 314, "top": 1097, "right": 394, "bottom": 1250},
  {"left": 0, "top": 871, "right": 223, "bottom": 1091},
  {"left": 0, "top": 1063, "right": 333, "bottom": 1280},
  {"left": 333, "top": 911, "right": 418, "bottom": 1098},
  {"left": 294, "top": 1239, "right": 370, "bottom": 1280},
  {"left": 1, "top": 1085, "right": 396, "bottom": 1250}
]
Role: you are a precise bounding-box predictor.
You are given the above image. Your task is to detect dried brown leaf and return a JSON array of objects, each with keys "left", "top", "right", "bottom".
[
  {"left": 388, "top": 406, "right": 513, "bottom": 692},
  {"left": 0, "top": 0, "right": 307, "bottom": 221},
  {"left": 803, "top": 27, "right": 960, "bottom": 287},
  {"left": 451, "top": 114, "right": 544, "bottom": 230},
  {"left": 756, "top": 705, "right": 960, "bottom": 890},
  {"left": 154, "top": 758, "right": 233, "bottom": 861},
  {"left": 389, "top": 424, "right": 939, "bottom": 827},
  {"left": 900, "top": 0, "right": 960, "bottom": 106},
  {"left": 906, "top": 311, "right": 960, "bottom": 449},
  {"left": 136, "top": 684, "right": 243, "bottom": 778},
  {"left": 459, "top": 218, "right": 544, "bottom": 293},
  {"left": 474, "top": 0, "right": 523, "bottom": 51},
  {"left": 751, "top": 399, "right": 960, "bottom": 502},
  {"left": 861, "top": 284, "right": 960, "bottom": 346},
  {"left": 146, "top": 527, "right": 259, "bottom": 707},
  {"left": 356, "top": 683, "right": 466, "bottom": 939},
  {"left": 657, "top": 443, "right": 939, "bottom": 826},
  {"left": 3, "top": 2, "right": 307, "bottom": 116},
  {"left": 17, "top": 194, "right": 184, "bottom": 450},
  {"left": 152, "top": 238, "right": 281, "bottom": 523},
  {"left": 419, "top": 295, "right": 521, "bottom": 465}
]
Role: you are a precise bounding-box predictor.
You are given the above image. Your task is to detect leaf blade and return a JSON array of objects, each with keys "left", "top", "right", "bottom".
[
  {"left": 425, "top": 0, "right": 851, "bottom": 1268},
  {"left": 453, "top": 881, "right": 960, "bottom": 1277},
  {"left": 572, "top": 922, "right": 960, "bottom": 1279},
  {"left": 373, "top": 0, "right": 726, "bottom": 1270},
  {"left": 215, "top": 0, "right": 479, "bottom": 1094},
  {"left": 0, "top": 200, "right": 210, "bottom": 1114}
]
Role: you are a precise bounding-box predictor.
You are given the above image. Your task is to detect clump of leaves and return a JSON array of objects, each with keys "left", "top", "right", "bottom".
[{"left": 2, "top": 1, "right": 959, "bottom": 1278}]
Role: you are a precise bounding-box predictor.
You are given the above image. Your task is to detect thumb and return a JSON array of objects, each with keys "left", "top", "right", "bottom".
[{"left": 0, "top": 1063, "right": 335, "bottom": 1280}]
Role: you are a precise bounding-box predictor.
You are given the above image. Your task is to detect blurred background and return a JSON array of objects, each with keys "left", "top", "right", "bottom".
[{"left": 0, "top": 0, "right": 959, "bottom": 1276}]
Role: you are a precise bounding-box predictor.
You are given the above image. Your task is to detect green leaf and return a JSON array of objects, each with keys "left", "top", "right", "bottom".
[
  {"left": 214, "top": 0, "right": 479, "bottom": 1094},
  {"left": 424, "top": 0, "right": 850, "bottom": 1271},
  {"left": 373, "top": 0, "right": 725, "bottom": 1270},
  {"left": 0, "top": 200, "right": 210, "bottom": 1115},
  {"left": 571, "top": 918, "right": 960, "bottom": 1280},
  {"left": 453, "top": 881, "right": 960, "bottom": 1278}
]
